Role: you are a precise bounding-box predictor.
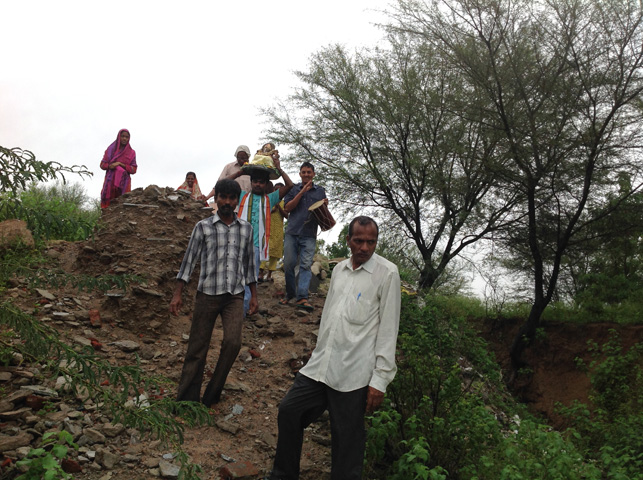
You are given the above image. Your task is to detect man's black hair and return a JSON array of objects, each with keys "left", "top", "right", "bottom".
[
  {"left": 214, "top": 179, "right": 241, "bottom": 198},
  {"left": 250, "top": 171, "right": 269, "bottom": 182},
  {"left": 300, "top": 161, "right": 315, "bottom": 172},
  {"left": 348, "top": 216, "right": 379, "bottom": 238}
]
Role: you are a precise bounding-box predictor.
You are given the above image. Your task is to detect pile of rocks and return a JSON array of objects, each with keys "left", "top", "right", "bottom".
[{"left": 0, "top": 184, "right": 338, "bottom": 479}]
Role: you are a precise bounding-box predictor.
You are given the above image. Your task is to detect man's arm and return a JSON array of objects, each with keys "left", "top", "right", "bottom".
[
  {"left": 173, "top": 223, "right": 203, "bottom": 292},
  {"left": 368, "top": 265, "right": 402, "bottom": 408},
  {"left": 366, "top": 387, "right": 385, "bottom": 414},
  {"left": 284, "top": 181, "right": 312, "bottom": 213},
  {"left": 169, "top": 280, "right": 186, "bottom": 316},
  {"left": 248, "top": 282, "right": 258, "bottom": 315},
  {"left": 226, "top": 170, "right": 245, "bottom": 181},
  {"left": 272, "top": 155, "right": 294, "bottom": 199}
]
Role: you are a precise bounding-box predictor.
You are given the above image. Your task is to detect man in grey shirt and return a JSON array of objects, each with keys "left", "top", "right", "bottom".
[{"left": 170, "top": 179, "right": 257, "bottom": 407}]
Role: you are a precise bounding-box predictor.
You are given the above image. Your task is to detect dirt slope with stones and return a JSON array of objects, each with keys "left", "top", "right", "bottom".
[{"left": 1, "top": 186, "right": 336, "bottom": 480}]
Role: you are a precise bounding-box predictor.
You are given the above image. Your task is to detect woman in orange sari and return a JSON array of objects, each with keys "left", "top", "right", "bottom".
[
  {"left": 177, "top": 172, "right": 206, "bottom": 201},
  {"left": 100, "top": 129, "right": 137, "bottom": 208}
]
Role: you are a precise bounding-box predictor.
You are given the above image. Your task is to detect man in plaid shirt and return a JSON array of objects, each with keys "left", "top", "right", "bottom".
[{"left": 170, "top": 178, "right": 258, "bottom": 407}]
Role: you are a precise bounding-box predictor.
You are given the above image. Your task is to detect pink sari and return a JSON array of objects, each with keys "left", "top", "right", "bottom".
[{"left": 100, "top": 129, "right": 137, "bottom": 208}]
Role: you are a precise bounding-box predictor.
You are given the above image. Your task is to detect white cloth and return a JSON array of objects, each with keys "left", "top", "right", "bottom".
[
  {"left": 218, "top": 161, "right": 251, "bottom": 193},
  {"left": 299, "top": 253, "right": 401, "bottom": 393}
]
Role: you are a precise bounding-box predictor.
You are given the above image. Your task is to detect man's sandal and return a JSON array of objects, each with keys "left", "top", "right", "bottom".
[
  {"left": 295, "top": 300, "right": 314, "bottom": 312},
  {"left": 278, "top": 298, "right": 291, "bottom": 306}
]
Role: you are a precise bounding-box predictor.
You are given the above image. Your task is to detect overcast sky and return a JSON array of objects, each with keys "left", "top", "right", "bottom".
[{"left": 1, "top": 0, "right": 390, "bottom": 230}]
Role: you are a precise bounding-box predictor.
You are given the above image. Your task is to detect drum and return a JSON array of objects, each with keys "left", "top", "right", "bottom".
[{"left": 308, "top": 200, "right": 336, "bottom": 232}]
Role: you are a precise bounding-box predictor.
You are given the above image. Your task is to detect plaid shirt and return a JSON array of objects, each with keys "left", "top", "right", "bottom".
[{"left": 176, "top": 214, "right": 256, "bottom": 295}]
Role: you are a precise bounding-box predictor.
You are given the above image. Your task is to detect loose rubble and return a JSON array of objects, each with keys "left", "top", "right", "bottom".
[{"left": 0, "top": 186, "right": 336, "bottom": 479}]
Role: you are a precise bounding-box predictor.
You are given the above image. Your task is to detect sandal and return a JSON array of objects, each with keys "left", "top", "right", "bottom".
[
  {"left": 295, "top": 300, "right": 314, "bottom": 312},
  {"left": 279, "top": 298, "right": 291, "bottom": 306}
]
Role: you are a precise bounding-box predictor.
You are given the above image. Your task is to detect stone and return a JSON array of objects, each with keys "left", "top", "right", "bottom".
[
  {"left": 61, "top": 458, "right": 82, "bottom": 473},
  {"left": 24, "top": 415, "right": 40, "bottom": 425},
  {"left": 89, "top": 309, "right": 102, "bottom": 327},
  {"left": 35, "top": 289, "right": 56, "bottom": 301},
  {"left": 259, "top": 431, "right": 277, "bottom": 448},
  {"left": 111, "top": 340, "right": 140, "bottom": 352},
  {"left": 83, "top": 428, "right": 106, "bottom": 444},
  {"left": 216, "top": 420, "right": 240, "bottom": 435},
  {"left": 124, "top": 394, "right": 150, "bottom": 409},
  {"left": 44, "top": 409, "right": 69, "bottom": 423},
  {"left": 133, "top": 286, "right": 164, "bottom": 297},
  {"left": 56, "top": 375, "right": 73, "bottom": 391},
  {"left": 0, "top": 219, "right": 35, "bottom": 249},
  {"left": 101, "top": 422, "right": 125, "bottom": 437},
  {"left": 23, "top": 394, "right": 45, "bottom": 411},
  {"left": 158, "top": 459, "right": 180, "bottom": 478},
  {"left": 5, "top": 389, "right": 33, "bottom": 403},
  {"left": 311, "top": 262, "right": 322, "bottom": 276},
  {"left": 219, "top": 460, "right": 259, "bottom": 479},
  {"left": 63, "top": 419, "right": 84, "bottom": 438},
  {"left": 143, "top": 456, "right": 161, "bottom": 468},
  {"left": 97, "top": 448, "right": 120, "bottom": 469},
  {"left": 11, "top": 352, "right": 24, "bottom": 365},
  {"left": 238, "top": 350, "right": 252, "bottom": 363},
  {"left": 0, "top": 400, "right": 14, "bottom": 413},
  {"left": 0, "top": 407, "right": 31, "bottom": 421},
  {"left": 0, "top": 371, "right": 11, "bottom": 382},
  {"left": 73, "top": 336, "right": 92, "bottom": 347},
  {"left": 20, "top": 385, "right": 57, "bottom": 397},
  {"left": 0, "top": 431, "right": 33, "bottom": 452},
  {"left": 312, "top": 434, "right": 332, "bottom": 446},
  {"left": 15, "top": 446, "right": 31, "bottom": 458}
]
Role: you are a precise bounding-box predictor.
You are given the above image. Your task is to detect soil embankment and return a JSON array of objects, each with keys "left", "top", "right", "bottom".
[{"left": 1, "top": 184, "right": 640, "bottom": 478}]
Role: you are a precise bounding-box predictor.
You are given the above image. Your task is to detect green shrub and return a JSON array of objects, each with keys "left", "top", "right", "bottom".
[
  {"left": 365, "top": 294, "right": 609, "bottom": 479},
  {"left": 0, "top": 181, "right": 100, "bottom": 242},
  {"left": 15, "top": 431, "right": 77, "bottom": 480},
  {"left": 475, "top": 420, "right": 601, "bottom": 480},
  {"left": 364, "top": 294, "right": 506, "bottom": 478},
  {"left": 558, "top": 331, "right": 643, "bottom": 479}
]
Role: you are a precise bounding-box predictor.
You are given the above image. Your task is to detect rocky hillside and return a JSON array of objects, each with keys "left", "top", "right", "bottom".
[
  {"left": 1, "top": 186, "right": 334, "bottom": 480},
  {"left": 2, "top": 185, "right": 641, "bottom": 479}
]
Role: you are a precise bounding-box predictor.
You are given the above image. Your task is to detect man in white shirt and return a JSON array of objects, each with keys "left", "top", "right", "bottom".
[
  {"left": 268, "top": 216, "right": 401, "bottom": 480},
  {"left": 204, "top": 145, "right": 252, "bottom": 201}
]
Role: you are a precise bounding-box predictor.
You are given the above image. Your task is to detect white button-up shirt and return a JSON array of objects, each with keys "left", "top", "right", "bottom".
[{"left": 300, "top": 253, "right": 401, "bottom": 393}]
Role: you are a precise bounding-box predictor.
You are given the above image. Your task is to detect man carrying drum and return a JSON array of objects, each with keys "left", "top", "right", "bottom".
[{"left": 280, "top": 161, "right": 328, "bottom": 311}]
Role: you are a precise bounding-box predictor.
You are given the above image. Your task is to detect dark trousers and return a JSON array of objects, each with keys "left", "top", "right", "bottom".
[
  {"left": 270, "top": 374, "right": 368, "bottom": 480},
  {"left": 176, "top": 291, "right": 244, "bottom": 406}
]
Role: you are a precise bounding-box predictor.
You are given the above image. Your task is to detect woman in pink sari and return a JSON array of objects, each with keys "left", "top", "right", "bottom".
[{"left": 100, "top": 129, "right": 137, "bottom": 208}]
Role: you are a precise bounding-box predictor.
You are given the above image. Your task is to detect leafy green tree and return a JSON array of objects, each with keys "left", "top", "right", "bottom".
[
  {"left": 1, "top": 147, "right": 95, "bottom": 241},
  {"left": 1, "top": 146, "right": 90, "bottom": 198},
  {"left": 568, "top": 181, "right": 643, "bottom": 315},
  {"left": 389, "top": 0, "right": 643, "bottom": 369},
  {"left": 325, "top": 224, "right": 350, "bottom": 258},
  {"left": 264, "top": 36, "right": 518, "bottom": 289}
]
